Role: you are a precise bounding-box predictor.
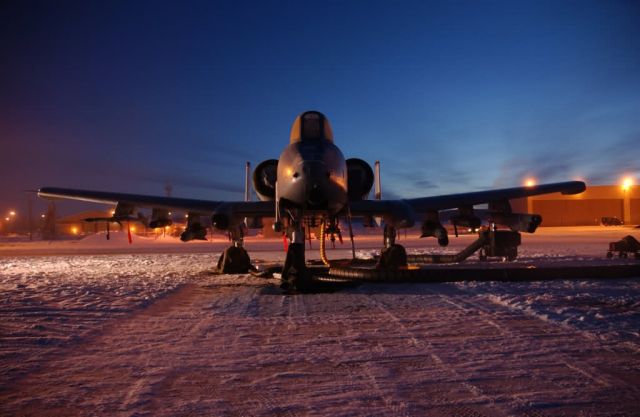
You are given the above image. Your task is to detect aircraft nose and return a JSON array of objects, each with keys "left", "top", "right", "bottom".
[
  {"left": 308, "top": 182, "right": 325, "bottom": 205},
  {"left": 302, "top": 161, "right": 328, "bottom": 206}
]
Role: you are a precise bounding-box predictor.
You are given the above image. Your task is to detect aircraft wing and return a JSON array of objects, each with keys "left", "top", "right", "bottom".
[
  {"left": 37, "top": 187, "right": 275, "bottom": 217},
  {"left": 350, "top": 181, "right": 586, "bottom": 218},
  {"left": 39, "top": 180, "right": 586, "bottom": 225}
]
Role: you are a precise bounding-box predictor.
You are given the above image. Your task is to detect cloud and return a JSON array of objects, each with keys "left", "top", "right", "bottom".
[
  {"left": 412, "top": 179, "right": 438, "bottom": 190},
  {"left": 489, "top": 129, "right": 640, "bottom": 187}
]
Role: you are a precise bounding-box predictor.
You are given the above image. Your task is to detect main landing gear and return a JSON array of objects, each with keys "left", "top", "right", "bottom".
[
  {"left": 217, "top": 226, "right": 251, "bottom": 273},
  {"left": 377, "top": 225, "right": 408, "bottom": 270}
]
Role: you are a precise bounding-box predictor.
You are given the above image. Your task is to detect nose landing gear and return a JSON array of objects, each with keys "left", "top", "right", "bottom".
[{"left": 280, "top": 210, "right": 313, "bottom": 292}]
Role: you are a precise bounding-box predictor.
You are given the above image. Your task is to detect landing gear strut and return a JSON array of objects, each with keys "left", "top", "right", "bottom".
[
  {"left": 280, "top": 211, "right": 312, "bottom": 292},
  {"left": 377, "top": 225, "right": 408, "bottom": 270},
  {"left": 217, "top": 226, "right": 251, "bottom": 273}
]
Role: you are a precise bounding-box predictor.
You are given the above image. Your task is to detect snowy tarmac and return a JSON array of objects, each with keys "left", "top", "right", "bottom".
[{"left": 1, "top": 227, "right": 639, "bottom": 416}]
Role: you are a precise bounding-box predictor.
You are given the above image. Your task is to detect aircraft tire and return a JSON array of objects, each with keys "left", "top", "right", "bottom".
[
  {"left": 377, "top": 244, "right": 408, "bottom": 270},
  {"left": 217, "top": 246, "right": 251, "bottom": 273}
]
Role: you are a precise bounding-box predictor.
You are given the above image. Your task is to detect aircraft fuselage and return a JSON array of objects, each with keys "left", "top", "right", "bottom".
[
  {"left": 276, "top": 140, "right": 348, "bottom": 215},
  {"left": 268, "top": 111, "right": 349, "bottom": 216}
]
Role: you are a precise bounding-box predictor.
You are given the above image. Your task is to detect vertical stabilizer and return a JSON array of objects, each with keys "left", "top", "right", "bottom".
[
  {"left": 244, "top": 161, "right": 251, "bottom": 202},
  {"left": 374, "top": 160, "right": 382, "bottom": 200}
]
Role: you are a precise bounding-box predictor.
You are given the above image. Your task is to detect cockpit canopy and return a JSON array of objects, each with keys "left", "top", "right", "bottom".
[{"left": 289, "top": 111, "right": 334, "bottom": 143}]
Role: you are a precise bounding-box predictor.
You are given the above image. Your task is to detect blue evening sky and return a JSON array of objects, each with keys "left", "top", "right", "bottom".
[{"left": 1, "top": 0, "right": 638, "bottom": 214}]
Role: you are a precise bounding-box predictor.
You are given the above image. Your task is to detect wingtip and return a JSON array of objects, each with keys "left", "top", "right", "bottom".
[{"left": 560, "top": 180, "right": 587, "bottom": 195}]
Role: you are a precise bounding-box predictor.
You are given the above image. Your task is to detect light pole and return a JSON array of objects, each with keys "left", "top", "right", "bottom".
[
  {"left": 621, "top": 177, "right": 633, "bottom": 224},
  {"left": 524, "top": 178, "right": 536, "bottom": 213},
  {"left": 8, "top": 211, "right": 16, "bottom": 234}
]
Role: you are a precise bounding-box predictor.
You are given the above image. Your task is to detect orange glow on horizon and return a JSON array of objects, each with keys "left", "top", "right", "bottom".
[
  {"left": 524, "top": 178, "right": 536, "bottom": 187},
  {"left": 621, "top": 177, "right": 633, "bottom": 191},
  {"left": 71, "top": 227, "right": 78, "bottom": 235}
]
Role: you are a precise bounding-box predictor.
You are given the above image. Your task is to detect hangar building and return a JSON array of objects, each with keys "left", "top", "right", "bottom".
[{"left": 511, "top": 184, "right": 639, "bottom": 226}]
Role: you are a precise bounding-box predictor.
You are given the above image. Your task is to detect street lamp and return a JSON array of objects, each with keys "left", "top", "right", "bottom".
[
  {"left": 621, "top": 177, "right": 634, "bottom": 224},
  {"left": 5, "top": 211, "right": 15, "bottom": 234}
]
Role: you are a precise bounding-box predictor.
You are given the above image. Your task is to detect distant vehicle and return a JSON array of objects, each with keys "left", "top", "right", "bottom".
[
  {"left": 601, "top": 217, "right": 624, "bottom": 226},
  {"left": 38, "top": 110, "right": 586, "bottom": 290}
]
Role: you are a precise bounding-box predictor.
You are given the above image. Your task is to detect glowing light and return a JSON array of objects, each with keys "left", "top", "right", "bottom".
[
  {"left": 110, "top": 210, "right": 115, "bottom": 215},
  {"left": 9, "top": 211, "right": 16, "bottom": 216},
  {"left": 4, "top": 217, "right": 9, "bottom": 221},
  {"left": 524, "top": 178, "right": 536, "bottom": 187},
  {"left": 164, "top": 225, "right": 170, "bottom": 230},
  {"left": 185, "top": 214, "right": 189, "bottom": 218},
  {"left": 621, "top": 177, "right": 633, "bottom": 191},
  {"left": 71, "top": 227, "right": 78, "bottom": 235},
  {"left": 41, "top": 214, "right": 46, "bottom": 218},
  {"left": 130, "top": 226, "right": 136, "bottom": 232}
]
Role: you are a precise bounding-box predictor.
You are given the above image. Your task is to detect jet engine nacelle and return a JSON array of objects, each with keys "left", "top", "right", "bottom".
[
  {"left": 346, "top": 158, "right": 374, "bottom": 201},
  {"left": 252, "top": 159, "right": 278, "bottom": 201},
  {"left": 489, "top": 212, "right": 542, "bottom": 233}
]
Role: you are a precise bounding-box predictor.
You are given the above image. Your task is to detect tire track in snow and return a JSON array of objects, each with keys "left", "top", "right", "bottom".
[
  {"left": 1, "top": 281, "right": 234, "bottom": 416},
  {"left": 428, "top": 284, "right": 639, "bottom": 416},
  {"left": 360, "top": 290, "right": 506, "bottom": 417},
  {"left": 328, "top": 295, "right": 413, "bottom": 417},
  {"left": 3, "top": 275, "right": 639, "bottom": 417},
  {"left": 439, "top": 293, "right": 615, "bottom": 387}
]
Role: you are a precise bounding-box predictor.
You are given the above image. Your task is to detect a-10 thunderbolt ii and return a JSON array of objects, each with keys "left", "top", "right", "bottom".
[{"left": 38, "top": 111, "right": 586, "bottom": 290}]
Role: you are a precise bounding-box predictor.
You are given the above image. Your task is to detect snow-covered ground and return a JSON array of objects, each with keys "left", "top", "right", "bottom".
[{"left": 1, "top": 227, "right": 639, "bottom": 416}]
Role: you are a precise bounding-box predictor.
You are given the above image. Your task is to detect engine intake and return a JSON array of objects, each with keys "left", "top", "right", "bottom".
[
  {"left": 346, "top": 158, "right": 374, "bottom": 201},
  {"left": 252, "top": 159, "right": 278, "bottom": 201}
]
